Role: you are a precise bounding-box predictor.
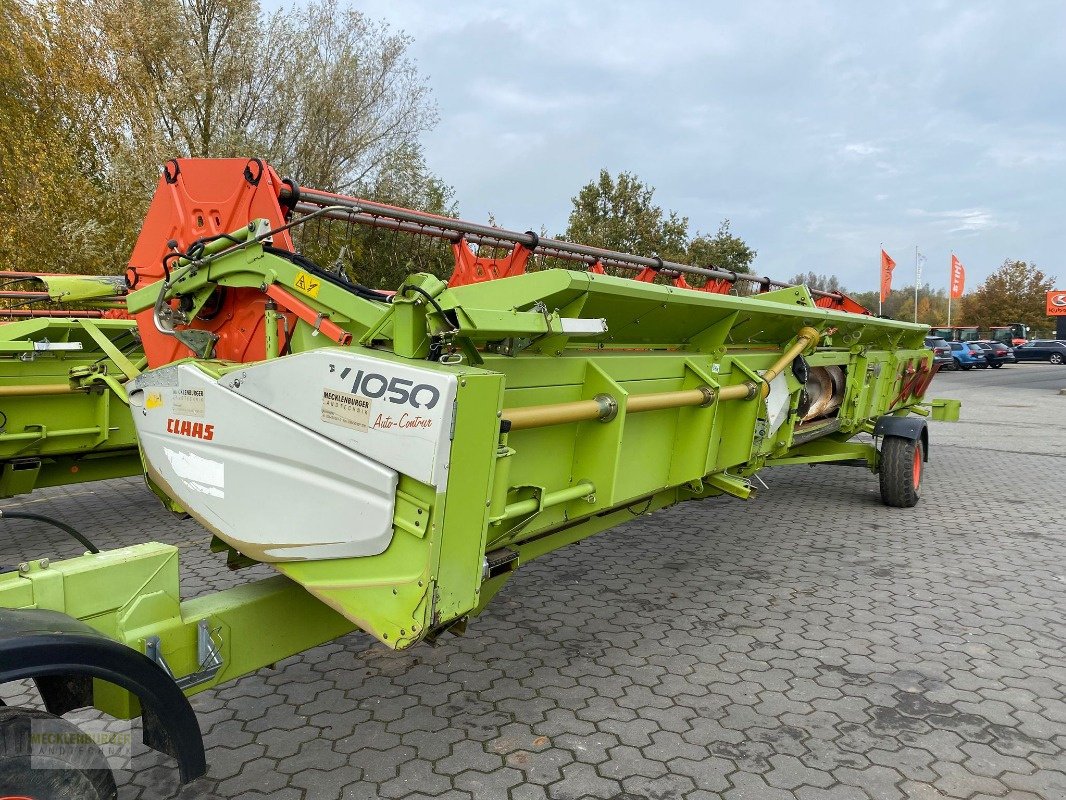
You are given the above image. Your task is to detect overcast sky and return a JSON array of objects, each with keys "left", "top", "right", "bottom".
[{"left": 342, "top": 1, "right": 1064, "bottom": 292}]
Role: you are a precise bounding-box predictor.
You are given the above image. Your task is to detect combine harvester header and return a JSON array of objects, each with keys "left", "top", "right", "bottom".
[{"left": 0, "top": 158, "right": 957, "bottom": 792}]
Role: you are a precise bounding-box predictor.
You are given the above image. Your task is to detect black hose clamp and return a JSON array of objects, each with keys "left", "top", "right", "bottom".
[
  {"left": 243, "top": 158, "right": 264, "bottom": 186},
  {"left": 164, "top": 159, "right": 181, "bottom": 185}
]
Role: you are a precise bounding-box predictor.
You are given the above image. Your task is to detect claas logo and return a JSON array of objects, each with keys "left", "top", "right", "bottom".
[{"left": 167, "top": 418, "right": 215, "bottom": 440}]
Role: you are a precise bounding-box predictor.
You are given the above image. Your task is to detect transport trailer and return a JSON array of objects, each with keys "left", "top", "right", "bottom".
[{"left": 0, "top": 159, "right": 958, "bottom": 796}]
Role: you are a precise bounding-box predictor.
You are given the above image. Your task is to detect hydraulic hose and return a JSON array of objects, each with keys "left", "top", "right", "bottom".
[{"left": 0, "top": 509, "right": 100, "bottom": 554}]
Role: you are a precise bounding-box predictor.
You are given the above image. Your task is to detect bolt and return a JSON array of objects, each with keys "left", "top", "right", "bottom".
[
  {"left": 18, "top": 562, "right": 30, "bottom": 574},
  {"left": 39, "top": 558, "right": 49, "bottom": 569}
]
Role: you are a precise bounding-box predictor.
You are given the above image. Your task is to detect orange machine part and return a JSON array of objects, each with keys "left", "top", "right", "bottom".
[
  {"left": 815, "top": 291, "right": 871, "bottom": 315},
  {"left": 671, "top": 274, "right": 733, "bottom": 294},
  {"left": 129, "top": 158, "right": 297, "bottom": 367},
  {"left": 448, "top": 238, "right": 533, "bottom": 286}
]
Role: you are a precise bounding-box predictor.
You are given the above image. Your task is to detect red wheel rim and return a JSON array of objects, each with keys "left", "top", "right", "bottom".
[{"left": 912, "top": 447, "right": 922, "bottom": 490}]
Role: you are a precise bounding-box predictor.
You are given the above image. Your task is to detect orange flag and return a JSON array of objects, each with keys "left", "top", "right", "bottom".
[
  {"left": 950, "top": 255, "right": 965, "bottom": 298},
  {"left": 880, "top": 249, "right": 896, "bottom": 303}
]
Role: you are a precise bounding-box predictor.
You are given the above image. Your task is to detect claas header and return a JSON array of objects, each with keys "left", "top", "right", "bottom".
[{"left": 0, "top": 157, "right": 957, "bottom": 789}]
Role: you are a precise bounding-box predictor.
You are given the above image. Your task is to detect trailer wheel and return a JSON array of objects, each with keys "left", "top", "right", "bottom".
[
  {"left": 879, "top": 436, "right": 923, "bottom": 508},
  {"left": 0, "top": 706, "right": 117, "bottom": 800}
]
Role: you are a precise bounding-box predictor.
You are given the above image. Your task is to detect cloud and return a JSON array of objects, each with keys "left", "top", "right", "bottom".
[
  {"left": 267, "top": 0, "right": 1066, "bottom": 292},
  {"left": 984, "top": 138, "right": 1066, "bottom": 169},
  {"left": 907, "top": 207, "right": 1011, "bottom": 235},
  {"left": 842, "top": 142, "right": 883, "bottom": 158}
]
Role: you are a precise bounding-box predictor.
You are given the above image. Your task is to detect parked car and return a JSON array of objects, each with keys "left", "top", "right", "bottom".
[
  {"left": 973, "top": 340, "right": 1016, "bottom": 368},
  {"left": 1013, "top": 339, "right": 1066, "bottom": 364},
  {"left": 924, "top": 336, "right": 954, "bottom": 369},
  {"left": 966, "top": 342, "right": 990, "bottom": 368},
  {"left": 948, "top": 341, "right": 986, "bottom": 370}
]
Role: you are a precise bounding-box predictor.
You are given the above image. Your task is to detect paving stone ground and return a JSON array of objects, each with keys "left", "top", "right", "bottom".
[{"left": 2, "top": 364, "right": 1065, "bottom": 800}]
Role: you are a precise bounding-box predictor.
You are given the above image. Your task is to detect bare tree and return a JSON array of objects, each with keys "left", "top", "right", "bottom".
[
  {"left": 99, "top": 0, "right": 438, "bottom": 193},
  {"left": 257, "top": 1, "right": 438, "bottom": 192}
]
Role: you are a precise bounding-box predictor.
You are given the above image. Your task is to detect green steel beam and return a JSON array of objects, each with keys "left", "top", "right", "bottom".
[{"left": 0, "top": 544, "right": 356, "bottom": 715}]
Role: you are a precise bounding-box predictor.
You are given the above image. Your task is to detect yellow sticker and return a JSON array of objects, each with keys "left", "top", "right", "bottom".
[
  {"left": 146, "top": 392, "right": 164, "bottom": 410},
  {"left": 293, "top": 271, "right": 321, "bottom": 298}
]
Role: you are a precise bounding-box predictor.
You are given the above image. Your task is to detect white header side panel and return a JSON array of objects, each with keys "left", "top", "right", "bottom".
[
  {"left": 129, "top": 364, "right": 398, "bottom": 562},
  {"left": 222, "top": 350, "right": 458, "bottom": 489}
]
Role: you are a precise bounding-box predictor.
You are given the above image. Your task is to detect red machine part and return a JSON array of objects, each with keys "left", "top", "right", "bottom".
[
  {"left": 815, "top": 292, "right": 871, "bottom": 315},
  {"left": 263, "top": 284, "right": 352, "bottom": 346},
  {"left": 892, "top": 359, "right": 939, "bottom": 407},
  {"left": 588, "top": 263, "right": 732, "bottom": 294},
  {"left": 670, "top": 274, "right": 733, "bottom": 294},
  {"left": 448, "top": 239, "right": 533, "bottom": 286},
  {"left": 128, "top": 158, "right": 298, "bottom": 367}
]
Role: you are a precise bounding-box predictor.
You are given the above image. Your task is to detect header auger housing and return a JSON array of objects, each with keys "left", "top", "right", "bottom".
[{"left": 0, "top": 157, "right": 958, "bottom": 790}]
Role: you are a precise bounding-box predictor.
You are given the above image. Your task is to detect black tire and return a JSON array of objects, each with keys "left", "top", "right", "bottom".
[
  {"left": 0, "top": 707, "right": 117, "bottom": 800},
  {"left": 961, "top": 363, "right": 972, "bottom": 371},
  {"left": 952, "top": 358, "right": 962, "bottom": 371},
  {"left": 992, "top": 362, "right": 1002, "bottom": 369},
  {"left": 1050, "top": 353, "right": 1064, "bottom": 365},
  {"left": 879, "top": 436, "right": 923, "bottom": 508}
]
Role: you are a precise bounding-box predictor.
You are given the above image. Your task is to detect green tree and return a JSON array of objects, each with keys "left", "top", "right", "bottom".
[
  {"left": 560, "top": 169, "right": 689, "bottom": 262},
  {"left": 959, "top": 259, "right": 1057, "bottom": 331},
  {"left": 850, "top": 284, "right": 951, "bottom": 324},
  {"left": 686, "top": 220, "right": 756, "bottom": 275},
  {"left": 788, "top": 272, "right": 843, "bottom": 293},
  {"left": 558, "top": 170, "right": 755, "bottom": 285}
]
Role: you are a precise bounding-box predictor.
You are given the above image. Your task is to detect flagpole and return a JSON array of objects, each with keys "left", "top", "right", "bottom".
[
  {"left": 947, "top": 252, "right": 953, "bottom": 327},
  {"left": 878, "top": 242, "right": 883, "bottom": 316},
  {"left": 914, "top": 245, "right": 919, "bottom": 323}
]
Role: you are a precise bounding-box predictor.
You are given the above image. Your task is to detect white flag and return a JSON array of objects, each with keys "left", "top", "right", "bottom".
[{"left": 916, "top": 251, "right": 926, "bottom": 285}]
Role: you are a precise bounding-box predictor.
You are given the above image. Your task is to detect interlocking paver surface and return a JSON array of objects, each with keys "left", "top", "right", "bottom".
[{"left": 2, "top": 364, "right": 1064, "bottom": 799}]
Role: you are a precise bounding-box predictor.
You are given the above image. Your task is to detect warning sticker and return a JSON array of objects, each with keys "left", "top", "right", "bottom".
[
  {"left": 172, "top": 389, "right": 205, "bottom": 418},
  {"left": 294, "top": 271, "right": 322, "bottom": 298},
  {"left": 321, "top": 389, "right": 370, "bottom": 432}
]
